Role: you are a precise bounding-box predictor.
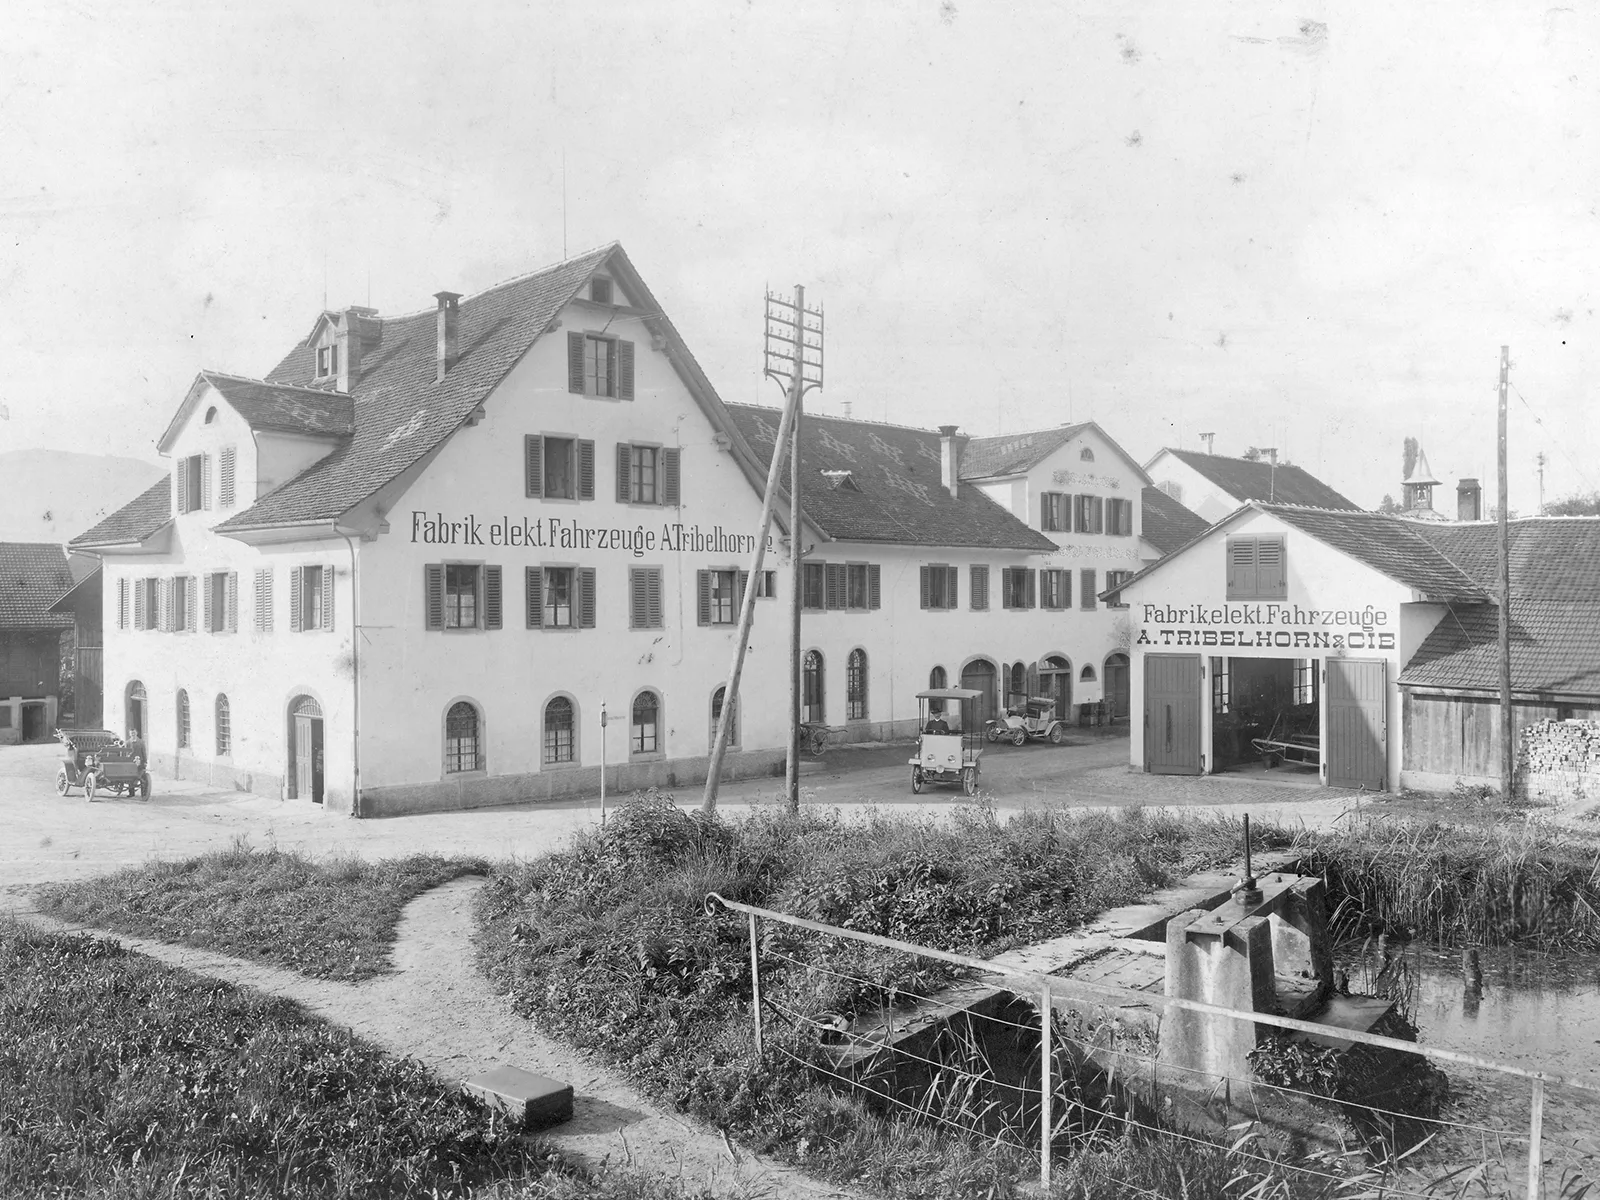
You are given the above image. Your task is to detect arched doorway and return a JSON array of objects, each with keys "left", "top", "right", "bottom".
[
  {"left": 959, "top": 658, "right": 998, "bottom": 725},
  {"left": 288, "top": 695, "right": 325, "bottom": 803},
  {"left": 1105, "top": 653, "right": 1131, "bottom": 724},
  {"left": 1038, "top": 656, "right": 1072, "bottom": 722},
  {"left": 124, "top": 680, "right": 146, "bottom": 743}
]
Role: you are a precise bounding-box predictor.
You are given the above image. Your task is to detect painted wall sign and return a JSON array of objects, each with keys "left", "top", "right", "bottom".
[
  {"left": 1137, "top": 602, "right": 1396, "bottom": 651},
  {"left": 1047, "top": 544, "right": 1142, "bottom": 562},
  {"left": 1050, "top": 469, "right": 1122, "bottom": 490},
  {"left": 409, "top": 511, "right": 765, "bottom": 558}
]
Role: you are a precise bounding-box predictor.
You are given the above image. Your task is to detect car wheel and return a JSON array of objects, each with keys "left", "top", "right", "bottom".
[
  {"left": 1011, "top": 728, "right": 1026, "bottom": 747},
  {"left": 985, "top": 726, "right": 1001, "bottom": 743},
  {"left": 55, "top": 768, "right": 71, "bottom": 796},
  {"left": 139, "top": 772, "right": 152, "bottom": 800},
  {"left": 962, "top": 767, "right": 978, "bottom": 797},
  {"left": 83, "top": 772, "right": 98, "bottom": 803},
  {"left": 1049, "top": 725, "right": 1066, "bottom": 745},
  {"left": 911, "top": 767, "right": 924, "bottom": 794}
]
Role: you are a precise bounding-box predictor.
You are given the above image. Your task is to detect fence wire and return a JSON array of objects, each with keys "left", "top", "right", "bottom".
[{"left": 718, "top": 893, "right": 1600, "bottom": 1200}]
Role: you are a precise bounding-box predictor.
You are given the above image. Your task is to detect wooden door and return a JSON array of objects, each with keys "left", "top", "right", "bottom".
[
  {"left": 1105, "top": 655, "right": 1130, "bottom": 723},
  {"left": 1327, "top": 658, "right": 1386, "bottom": 791},
  {"left": 960, "top": 660, "right": 997, "bottom": 726},
  {"left": 295, "top": 715, "right": 313, "bottom": 799},
  {"left": 1144, "top": 654, "right": 1201, "bottom": 775},
  {"left": 310, "top": 718, "right": 325, "bottom": 804}
]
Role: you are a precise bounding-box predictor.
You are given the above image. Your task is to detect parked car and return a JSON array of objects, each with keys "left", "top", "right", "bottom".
[
  {"left": 910, "top": 687, "right": 984, "bottom": 795},
  {"left": 54, "top": 728, "right": 151, "bottom": 802},
  {"left": 985, "top": 697, "right": 1069, "bottom": 747}
]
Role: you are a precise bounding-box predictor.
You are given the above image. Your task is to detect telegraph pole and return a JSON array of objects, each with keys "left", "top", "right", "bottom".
[
  {"left": 1498, "top": 346, "right": 1513, "bottom": 802},
  {"left": 1536, "top": 451, "right": 1547, "bottom": 515},
  {"left": 763, "top": 287, "right": 824, "bottom": 814}
]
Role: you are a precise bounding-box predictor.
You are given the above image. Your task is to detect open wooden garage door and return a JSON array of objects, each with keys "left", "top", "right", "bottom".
[
  {"left": 1327, "top": 658, "right": 1386, "bottom": 791},
  {"left": 1144, "top": 654, "right": 1201, "bottom": 775}
]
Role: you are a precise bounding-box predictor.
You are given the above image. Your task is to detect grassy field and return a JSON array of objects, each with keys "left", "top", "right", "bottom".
[
  {"left": 31, "top": 839, "right": 486, "bottom": 980},
  {"left": 0, "top": 921, "right": 700, "bottom": 1199}
]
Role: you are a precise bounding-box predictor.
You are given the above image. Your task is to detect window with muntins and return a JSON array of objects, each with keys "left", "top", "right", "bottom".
[
  {"left": 802, "top": 562, "right": 825, "bottom": 611},
  {"left": 567, "top": 332, "right": 635, "bottom": 399},
  {"left": 631, "top": 691, "right": 659, "bottom": 755},
  {"left": 1104, "top": 569, "right": 1133, "bottom": 608},
  {"left": 524, "top": 566, "right": 593, "bottom": 630},
  {"left": 215, "top": 694, "right": 231, "bottom": 756},
  {"left": 1294, "top": 659, "right": 1317, "bottom": 705},
  {"left": 615, "top": 443, "right": 679, "bottom": 505},
  {"left": 176, "top": 454, "right": 208, "bottom": 514},
  {"left": 920, "top": 564, "right": 958, "bottom": 610},
  {"left": 1210, "top": 658, "right": 1230, "bottom": 713},
  {"left": 1074, "top": 495, "right": 1104, "bottom": 534},
  {"left": 711, "top": 687, "right": 738, "bottom": 747},
  {"left": 525, "top": 435, "right": 596, "bottom": 500},
  {"left": 544, "top": 696, "right": 575, "bottom": 764},
  {"left": 847, "top": 648, "right": 867, "bottom": 721},
  {"left": 1226, "top": 535, "right": 1287, "bottom": 600},
  {"left": 1041, "top": 569, "right": 1069, "bottom": 610},
  {"left": 446, "top": 565, "right": 477, "bottom": 627},
  {"left": 697, "top": 569, "right": 742, "bottom": 625},
  {"left": 847, "top": 564, "right": 869, "bottom": 610},
  {"left": 445, "top": 702, "right": 481, "bottom": 773},
  {"left": 1107, "top": 497, "right": 1133, "bottom": 537},
  {"left": 1002, "top": 567, "right": 1036, "bottom": 610},
  {"left": 803, "top": 650, "right": 824, "bottom": 723},
  {"left": 1040, "top": 492, "right": 1070, "bottom": 532}
]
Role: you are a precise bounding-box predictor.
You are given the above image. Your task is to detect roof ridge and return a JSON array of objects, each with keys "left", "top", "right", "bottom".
[
  {"left": 725, "top": 401, "right": 955, "bottom": 438},
  {"left": 368, "top": 242, "right": 619, "bottom": 324},
  {"left": 202, "top": 370, "right": 352, "bottom": 399}
]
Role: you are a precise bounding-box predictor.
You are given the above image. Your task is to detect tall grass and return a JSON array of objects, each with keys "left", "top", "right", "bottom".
[
  {"left": 1285, "top": 817, "right": 1600, "bottom": 951},
  {"left": 32, "top": 838, "right": 487, "bottom": 979}
]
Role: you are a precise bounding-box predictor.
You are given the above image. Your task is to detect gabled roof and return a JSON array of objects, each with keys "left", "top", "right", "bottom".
[
  {"left": 1412, "top": 519, "right": 1600, "bottom": 601},
  {"left": 1140, "top": 486, "right": 1210, "bottom": 556},
  {"left": 0, "top": 543, "right": 74, "bottom": 631},
  {"left": 201, "top": 373, "right": 355, "bottom": 438},
  {"left": 1104, "top": 502, "right": 1489, "bottom": 603},
  {"left": 47, "top": 561, "right": 101, "bottom": 616},
  {"left": 960, "top": 421, "right": 1152, "bottom": 485},
  {"left": 213, "top": 244, "right": 618, "bottom": 532},
  {"left": 1400, "top": 602, "right": 1600, "bottom": 698},
  {"left": 723, "top": 406, "right": 1057, "bottom": 551},
  {"left": 69, "top": 477, "right": 172, "bottom": 550},
  {"left": 1152, "top": 448, "right": 1360, "bottom": 511}
]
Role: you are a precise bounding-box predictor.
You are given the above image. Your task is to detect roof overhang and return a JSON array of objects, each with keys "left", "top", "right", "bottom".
[
  {"left": 156, "top": 374, "right": 218, "bottom": 455},
  {"left": 72, "top": 521, "right": 175, "bottom": 556},
  {"left": 1397, "top": 683, "right": 1600, "bottom": 704},
  {"left": 47, "top": 565, "right": 101, "bottom": 614},
  {"left": 216, "top": 519, "right": 353, "bottom": 547}
]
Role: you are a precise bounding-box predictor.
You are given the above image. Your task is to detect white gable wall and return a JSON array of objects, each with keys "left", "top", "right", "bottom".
[{"left": 1146, "top": 450, "right": 1245, "bottom": 525}]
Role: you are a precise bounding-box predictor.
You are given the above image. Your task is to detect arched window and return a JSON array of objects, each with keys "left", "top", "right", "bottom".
[
  {"left": 631, "top": 691, "right": 660, "bottom": 755},
  {"left": 1009, "top": 662, "right": 1026, "bottom": 705},
  {"left": 125, "top": 680, "right": 147, "bottom": 742},
  {"left": 1079, "top": 447, "right": 1095, "bottom": 462},
  {"left": 1080, "top": 665, "right": 1097, "bottom": 683},
  {"left": 544, "top": 696, "right": 575, "bottom": 764},
  {"left": 711, "top": 686, "right": 738, "bottom": 748},
  {"left": 929, "top": 665, "right": 947, "bottom": 690},
  {"left": 215, "top": 694, "right": 231, "bottom": 756},
  {"left": 176, "top": 689, "right": 190, "bottom": 749},
  {"left": 847, "top": 649, "right": 867, "bottom": 721},
  {"left": 204, "top": 406, "right": 217, "bottom": 424},
  {"left": 445, "top": 701, "right": 481, "bottom": 773},
  {"left": 802, "top": 650, "right": 824, "bottom": 724}
]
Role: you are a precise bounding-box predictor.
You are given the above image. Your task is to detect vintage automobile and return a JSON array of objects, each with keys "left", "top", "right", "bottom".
[
  {"left": 985, "top": 697, "right": 1069, "bottom": 747},
  {"left": 54, "top": 728, "right": 152, "bottom": 802},
  {"left": 910, "top": 687, "right": 983, "bottom": 796}
]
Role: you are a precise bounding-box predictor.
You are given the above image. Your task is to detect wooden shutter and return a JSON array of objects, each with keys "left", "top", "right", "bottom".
[
  {"left": 118, "top": 577, "right": 128, "bottom": 629},
  {"left": 616, "top": 443, "right": 633, "bottom": 502},
  {"left": 175, "top": 463, "right": 188, "bottom": 514},
  {"left": 219, "top": 446, "right": 236, "bottom": 508},
  {"left": 1092, "top": 497, "right": 1104, "bottom": 534},
  {"left": 696, "top": 570, "right": 711, "bottom": 625},
  {"left": 868, "top": 564, "right": 881, "bottom": 610},
  {"left": 662, "top": 447, "right": 680, "bottom": 506},
  {"left": 1257, "top": 536, "right": 1286, "bottom": 598},
  {"left": 1026, "top": 661, "right": 1040, "bottom": 699},
  {"left": 578, "top": 440, "right": 595, "bottom": 500},
  {"left": 160, "top": 578, "right": 172, "bottom": 631},
  {"left": 1062, "top": 570, "right": 1072, "bottom": 608},
  {"left": 134, "top": 578, "right": 146, "bottom": 629},
  {"left": 203, "top": 574, "right": 213, "bottom": 632},
  {"left": 567, "top": 332, "right": 586, "bottom": 393},
  {"left": 290, "top": 567, "right": 303, "bottom": 632},
  {"left": 577, "top": 567, "right": 596, "bottom": 629},
  {"left": 484, "top": 565, "right": 503, "bottom": 629},
  {"left": 825, "top": 563, "right": 845, "bottom": 610},
  {"left": 919, "top": 565, "right": 930, "bottom": 609},
  {"left": 1041, "top": 492, "right": 1051, "bottom": 529},
  {"left": 254, "top": 569, "right": 271, "bottom": 632},
  {"left": 200, "top": 455, "right": 212, "bottom": 510},
  {"left": 525, "top": 435, "right": 543, "bottom": 498},
  {"left": 320, "top": 565, "right": 333, "bottom": 630},
  {"left": 947, "top": 566, "right": 958, "bottom": 610},
  {"left": 187, "top": 576, "right": 198, "bottom": 632},
  {"left": 225, "top": 573, "right": 238, "bottom": 633},
  {"left": 629, "top": 568, "right": 648, "bottom": 629},
  {"left": 647, "top": 568, "right": 662, "bottom": 628},
  {"left": 1025, "top": 569, "right": 1036, "bottom": 609},
  {"left": 1227, "top": 538, "right": 1257, "bottom": 598},
  {"left": 1081, "top": 568, "right": 1096, "bottom": 610},
  {"left": 525, "top": 566, "right": 543, "bottom": 628},
  {"left": 424, "top": 564, "right": 444, "bottom": 631},
  {"left": 618, "top": 339, "right": 635, "bottom": 400}
]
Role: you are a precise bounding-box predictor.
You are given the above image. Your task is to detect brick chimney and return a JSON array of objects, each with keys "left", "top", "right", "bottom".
[
  {"left": 335, "top": 307, "right": 377, "bottom": 392},
  {"left": 1457, "top": 478, "right": 1482, "bottom": 521},
  {"left": 939, "top": 425, "right": 965, "bottom": 499},
  {"left": 434, "top": 292, "right": 462, "bottom": 382}
]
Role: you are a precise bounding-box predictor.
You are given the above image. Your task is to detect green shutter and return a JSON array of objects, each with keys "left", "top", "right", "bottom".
[
  {"left": 648, "top": 569, "right": 663, "bottom": 627},
  {"left": 579, "top": 567, "right": 596, "bottom": 628},
  {"left": 1227, "top": 538, "right": 1257, "bottom": 598},
  {"left": 175, "top": 464, "right": 187, "bottom": 515},
  {"left": 484, "top": 565, "right": 503, "bottom": 630},
  {"left": 424, "top": 564, "right": 443, "bottom": 630},
  {"left": 321, "top": 565, "right": 334, "bottom": 630},
  {"left": 919, "top": 565, "right": 930, "bottom": 609},
  {"left": 868, "top": 564, "right": 881, "bottom": 610},
  {"left": 1257, "top": 536, "right": 1286, "bottom": 598},
  {"left": 1081, "top": 568, "right": 1096, "bottom": 610},
  {"left": 825, "top": 563, "right": 845, "bottom": 610},
  {"left": 525, "top": 566, "right": 543, "bottom": 628},
  {"left": 578, "top": 440, "right": 595, "bottom": 500},
  {"left": 662, "top": 447, "right": 680, "bottom": 506},
  {"left": 1025, "top": 569, "right": 1036, "bottom": 609},
  {"left": 290, "top": 568, "right": 303, "bottom": 632},
  {"left": 618, "top": 339, "right": 635, "bottom": 400},
  {"left": 697, "top": 570, "right": 711, "bottom": 626},
  {"left": 616, "top": 443, "right": 632, "bottom": 502},
  {"left": 525, "top": 435, "right": 543, "bottom": 498},
  {"left": 567, "top": 332, "right": 586, "bottom": 394}
]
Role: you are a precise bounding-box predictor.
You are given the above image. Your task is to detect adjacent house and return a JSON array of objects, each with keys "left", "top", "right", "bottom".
[
  {"left": 0, "top": 542, "right": 75, "bottom": 742},
  {"left": 1146, "top": 448, "right": 1360, "bottom": 524}
]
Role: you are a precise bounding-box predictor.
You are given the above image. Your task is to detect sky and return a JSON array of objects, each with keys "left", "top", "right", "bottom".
[{"left": 1, "top": 0, "right": 1594, "bottom": 514}]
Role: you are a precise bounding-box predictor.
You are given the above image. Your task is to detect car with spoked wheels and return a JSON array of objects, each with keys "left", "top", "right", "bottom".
[
  {"left": 54, "top": 729, "right": 152, "bottom": 802},
  {"left": 910, "top": 687, "right": 984, "bottom": 796},
  {"left": 985, "top": 697, "right": 1069, "bottom": 747}
]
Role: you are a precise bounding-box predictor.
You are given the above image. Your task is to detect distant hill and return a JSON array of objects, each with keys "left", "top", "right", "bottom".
[{"left": 0, "top": 450, "right": 166, "bottom": 543}]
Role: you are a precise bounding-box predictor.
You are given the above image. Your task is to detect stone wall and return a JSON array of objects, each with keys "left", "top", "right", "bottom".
[{"left": 1516, "top": 719, "right": 1600, "bottom": 813}]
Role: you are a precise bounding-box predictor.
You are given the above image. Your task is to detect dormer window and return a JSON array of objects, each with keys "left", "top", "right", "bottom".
[
  {"left": 590, "top": 277, "right": 614, "bottom": 305},
  {"left": 316, "top": 344, "right": 339, "bottom": 378}
]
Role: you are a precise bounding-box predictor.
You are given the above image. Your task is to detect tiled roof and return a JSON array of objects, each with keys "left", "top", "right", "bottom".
[
  {"left": 1159, "top": 449, "right": 1361, "bottom": 511},
  {"left": 723, "top": 406, "right": 1057, "bottom": 551},
  {"left": 202, "top": 372, "right": 354, "bottom": 437},
  {"left": 69, "top": 477, "right": 172, "bottom": 549},
  {"left": 1413, "top": 519, "right": 1600, "bottom": 601},
  {"left": 1399, "top": 602, "right": 1600, "bottom": 697},
  {"left": 214, "top": 243, "right": 618, "bottom": 531},
  {"left": 0, "top": 543, "right": 74, "bottom": 630},
  {"left": 1262, "top": 506, "right": 1488, "bottom": 600},
  {"left": 1140, "top": 486, "right": 1210, "bottom": 555},
  {"left": 961, "top": 425, "right": 1090, "bottom": 478}
]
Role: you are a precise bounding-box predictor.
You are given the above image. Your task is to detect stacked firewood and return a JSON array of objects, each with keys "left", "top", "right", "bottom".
[{"left": 1515, "top": 719, "right": 1600, "bottom": 809}]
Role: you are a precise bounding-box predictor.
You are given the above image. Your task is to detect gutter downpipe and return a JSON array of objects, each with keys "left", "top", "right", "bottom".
[{"left": 333, "top": 523, "right": 362, "bottom": 818}]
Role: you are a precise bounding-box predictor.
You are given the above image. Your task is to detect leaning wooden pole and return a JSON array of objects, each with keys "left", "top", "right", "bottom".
[
  {"left": 701, "top": 366, "right": 803, "bottom": 814},
  {"left": 1498, "top": 345, "right": 1513, "bottom": 803}
]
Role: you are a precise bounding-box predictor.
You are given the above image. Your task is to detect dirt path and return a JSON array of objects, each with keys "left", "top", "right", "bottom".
[{"left": 8, "top": 878, "right": 856, "bottom": 1200}]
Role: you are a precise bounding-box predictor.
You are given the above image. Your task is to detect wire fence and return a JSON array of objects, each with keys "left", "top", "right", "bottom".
[{"left": 706, "top": 892, "right": 1600, "bottom": 1200}]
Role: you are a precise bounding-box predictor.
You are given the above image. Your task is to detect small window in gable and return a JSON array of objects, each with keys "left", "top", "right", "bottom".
[
  {"left": 590, "top": 277, "right": 614, "bottom": 305},
  {"left": 204, "top": 406, "right": 217, "bottom": 424},
  {"left": 315, "top": 343, "right": 339, "bottom": 379},
  {"left": 1080, "top": 447, "right": 1095, "bottom": 462}
]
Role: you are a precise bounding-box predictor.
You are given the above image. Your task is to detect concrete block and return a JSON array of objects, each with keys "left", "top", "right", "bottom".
[{"left": 462, "top": 1065, "right": 573, "bottom": 1130}]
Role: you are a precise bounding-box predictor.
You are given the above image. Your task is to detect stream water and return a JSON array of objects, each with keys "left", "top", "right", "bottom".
[{"left": 1333, "top": 938, "right": 1600, "bottom": 1187}]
